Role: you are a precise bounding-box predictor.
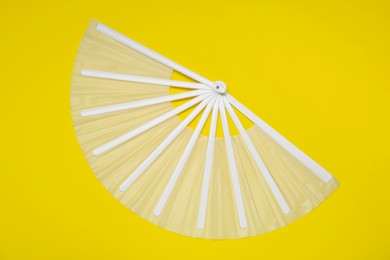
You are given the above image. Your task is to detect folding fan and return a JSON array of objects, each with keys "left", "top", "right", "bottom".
[{"left": 71, "top": 20, "right": 339, "bottom": 239}]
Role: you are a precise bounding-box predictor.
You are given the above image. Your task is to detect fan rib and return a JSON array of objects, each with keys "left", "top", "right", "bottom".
[
  {"left": 197, "top": 96, "right": 220, "bottom": 229},
  {"left": 81, "top": 69, "right": 209, "bottom": 90},
  {"left": 220, "top": 100, "right": 248, "bottom": 229},
  {"left": 223, "top": 97, "right": 290, "bottom": 214},
  {"left": 226, "top": 94, "right": 333, "bottom": 183},
  {"left": 119, "top": 94, "right": 216, "bottom": 192},
  {"left": 95, "top": 23, "right": 224, "bottom": 93},
  {"left": 153, "top": 96, "right": 217, "bottom": 216},
  {"left": 93, "top": 93, "right": 213, "bottom": 156},
  {"left": 80, "top": 89, "right": 211, "bottom": 116}
]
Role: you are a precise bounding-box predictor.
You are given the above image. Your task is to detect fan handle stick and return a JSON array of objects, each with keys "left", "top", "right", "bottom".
[
  {"left": 222, "top": 97, "right": 290, "bottom": 214},
  {"left": 119, "top": 95, "right": 216, "bottom": 192},
  {"left": 220, "top": 100, "right": 247, "bottom": 229},
  {"left": 81, "top": 70, "right": 209, "bottom": 90},
  {"left": 80, "top": 89, "right": 211, "bottom": 116},
  {"left": 93, "top": 93, "right": 213, "bottom": 156},
  {"left": 197, "top": 96, "right": 220, "bottom": 229},
  {"left": 95, "top": 23, "right": 225, "bottom": 94},
  {"left": 226, "top": 94, "right": 333, "bottom": 183}
]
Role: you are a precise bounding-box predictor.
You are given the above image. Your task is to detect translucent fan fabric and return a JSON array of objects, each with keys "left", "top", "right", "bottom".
[{"left": 71, "top": 20, "right": 339, "bottom": 239}]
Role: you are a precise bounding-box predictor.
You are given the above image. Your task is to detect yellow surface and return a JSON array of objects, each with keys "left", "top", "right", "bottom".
[{"left": 1, "top": 0, "right": 389, "bottom": 258}]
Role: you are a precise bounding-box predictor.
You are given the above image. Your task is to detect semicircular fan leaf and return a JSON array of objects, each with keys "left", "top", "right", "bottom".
[{"left": 71, "top": 20, "right": 339, "bottom": 239}]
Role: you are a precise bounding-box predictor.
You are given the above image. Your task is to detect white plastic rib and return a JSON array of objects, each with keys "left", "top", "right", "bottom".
[
  {"left": 80, "top": 89, "right": 210, "bottom": 117},
  {"left": 226, "top": 94, "right": 333, "bottom": 182},
  {"left": 219, "top": 100, "right": 247, "bottom": 229},
  {"left": 154, "top": 97, "right": 217, "bottom": 216},
  {"left": 93, "top": 93, "right": 213, "bottom": 156},
  {"left": 222, "top": 97, "right": 290, "bottom": 214},
  {"left": 95, "top": 23, "right": 225, "bottom": 94},
  {"left": 81, "top": 69, "right": 209, "bottom": 90},
  {"left": 119, "top": 95, "right": 216, "bottom": 192},
  {"left": 197, "top": 96, "right": 220, "bottom": 229}
]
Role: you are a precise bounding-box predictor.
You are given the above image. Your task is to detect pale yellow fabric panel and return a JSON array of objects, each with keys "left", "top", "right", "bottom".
[{"left": 71, "top": 20, "right": 339, "bottom": 239}]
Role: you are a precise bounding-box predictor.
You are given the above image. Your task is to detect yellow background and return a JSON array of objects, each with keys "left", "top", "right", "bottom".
[{"left": 1, "top": 0, "right": 389, "bottom": 259}]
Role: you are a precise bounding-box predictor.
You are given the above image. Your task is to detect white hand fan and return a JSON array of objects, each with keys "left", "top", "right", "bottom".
[{"left": 71, "top": 20, "right": 339, "bottom": 239}]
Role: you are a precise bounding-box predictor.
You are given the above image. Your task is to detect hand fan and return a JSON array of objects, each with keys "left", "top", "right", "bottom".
[{"left": 71, "top": 20, "right": 339, "bottom": 239}]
